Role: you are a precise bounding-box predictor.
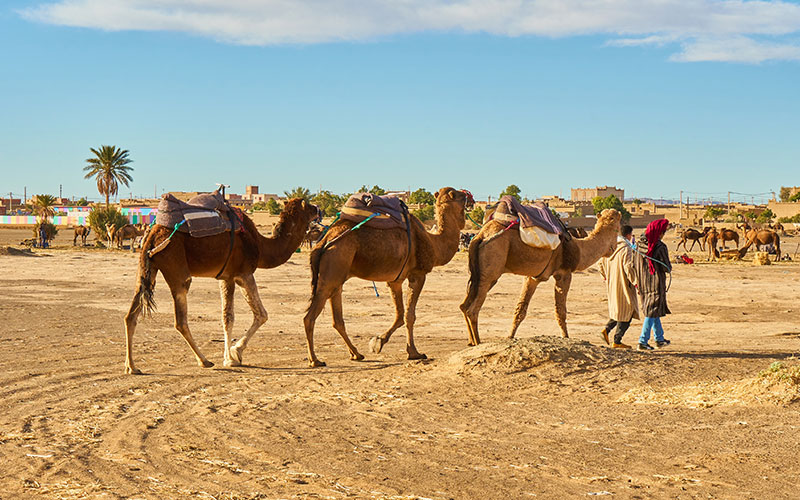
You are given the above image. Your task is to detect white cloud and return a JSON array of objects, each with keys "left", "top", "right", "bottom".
[{"left": 20, "top": 0, "right": 800, "bottom": 62}]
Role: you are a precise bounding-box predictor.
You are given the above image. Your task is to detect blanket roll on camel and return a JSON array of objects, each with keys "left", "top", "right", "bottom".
[
  {"left": 122, "top": 195, "right": 321, "bottom": 374},
  {"left": 484, "top": 195, "right": 567, "bottom": 250},
  {"left": 460, "top": 208, "right": 621, "bottom": 345},
  {"left": 303, "top": 187, "right": 473, "bottom": 367}
]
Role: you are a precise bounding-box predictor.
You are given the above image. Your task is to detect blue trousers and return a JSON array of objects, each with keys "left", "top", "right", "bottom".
[{"left": 639, "top": 317, "right": 665, "bottom": 344}]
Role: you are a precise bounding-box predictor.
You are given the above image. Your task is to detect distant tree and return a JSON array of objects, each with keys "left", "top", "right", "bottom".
[
  {"left": 265, "top": 198, "right": 282, "bottom": 215},
  {"left": 251, "top": 201, "right": 267, "bottom": 211},
  {"left": 83, "top": 145, "right": 133, "bottom": 210},
  {"left": 633, "top": 198, "right": 642, "bottom": 206},
  {"left": 312, "top": 190, "right": 344, "bottom": 217},
  {"left": 468, "top": 205, "right": 485, "bottom": 227},
  {"left": 358, "top": 185, "right": 386, "bottom": 195},
  {"left": 790, "top": 192, "right": 800, "bottom": 202},
  {"left": 413, "top": 204, "right": 435, "bottom": 222},
  {"left": 284, "top": 186, "right": 311, "bottom": 202},
  {"left": 704, "top": 206, "right": 726, "bottom": 220},
  {"left": 592, "top": 195, "right": 631, "bottom": 221},
  {"left": 756, "top": 208, "right": 775, "bottom": 224},
  {"left": 32, "top": 194, "right": 57, "bottom": 221},
  {"left": 499, "top": 184, "right": 522, "bottom": 201},
  {"left": 76, "top": 197, "right": 90, "bottom": 207},
  {"left": 87, "top": 206, "right": 128, "bottom": 241},
  {"left": 780, "top": 187, "right": 792, "bottom": 202},
  {"left": 409, "top": 188, "right": 435, "bottom": 206}
]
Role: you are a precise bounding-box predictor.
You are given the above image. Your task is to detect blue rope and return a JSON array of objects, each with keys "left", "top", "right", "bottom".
[{"left": 623, "top": 238, "right": 673, "bottom": 292}]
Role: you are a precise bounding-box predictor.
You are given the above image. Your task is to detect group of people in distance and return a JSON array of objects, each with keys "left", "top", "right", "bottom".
[{"left": 598, "top": 219, "right": 671, "bottom": 351}]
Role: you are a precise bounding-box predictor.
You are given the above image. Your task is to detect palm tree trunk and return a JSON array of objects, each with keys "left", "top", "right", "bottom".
[{"left": 106, "top": 191, "right": 110, "bottom": 210}]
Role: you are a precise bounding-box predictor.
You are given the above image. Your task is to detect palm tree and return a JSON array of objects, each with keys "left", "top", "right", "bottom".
[
  {"left": 33, "top": 194, "right": 57, "bottom": 222},
  {"left": 284, "top": 186, "right": 311, "bottom": 202},
  {"left": 83, "top": 145, "right": 134, "bottom": 209}
]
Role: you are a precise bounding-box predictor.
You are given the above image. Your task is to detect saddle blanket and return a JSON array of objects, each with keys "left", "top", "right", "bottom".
[
  {"left": 340, "top": 193, "right": 409, "bottom": 230},
  {"left": 155, "top": 190, "right": 243, "bottom": 238},
  {"left": 487, "top": 195, "right": 566, "bottom": 250}
]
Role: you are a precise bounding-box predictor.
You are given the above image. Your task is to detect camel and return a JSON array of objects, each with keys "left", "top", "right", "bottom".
[
  {"left": 73, "top": 225, "right": 91, "bottom": 246},
  {"left": 303, "top": 225, "right": 324, "bottom": 249},
  {"left": 676, "top": 227, "right": 710, "bottom": 252},
  {"left": 769, "top": 222, "right": 786, "bottom": 236},
  {"left": 705, "top": 227, "right": 719, "bottom": 261},
  {"left": 718, "top": 228, "right": 739, "bottom": 249},
  {"left": 123, "top": 198, "right": 321, "bottom": 374},
  {"left": 739, "top": 229, "right": 781, "bottom": 260},
  {"left": 303, "top": 187, "right": 473, "bottom": 367},
  {"left": 105, "top": 223, "right": 117, "bottom": 248},
  {"left": 460, "top": 208, "right": 621, "bottom": 345},
  {"left": 566, "top": 226, "right": 588, "bottom": 239},
  {"left": 113, "top": 224, "right": 146, "bottom": 250}
]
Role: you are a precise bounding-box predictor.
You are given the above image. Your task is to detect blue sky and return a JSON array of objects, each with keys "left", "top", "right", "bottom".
[{"left": 1, "top": 1, "right": 799, "bottom": 204}]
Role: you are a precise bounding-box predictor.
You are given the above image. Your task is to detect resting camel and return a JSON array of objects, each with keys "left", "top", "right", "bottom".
[
  {"left": 303, "top": 187, "right": 473, "bottom": 367},
  {"left": 676, "top": 227, "right": 709, "bottom": 251},
  {"left": 460, "top": 208, "right": 621, "bottom": 345},
  {"left": 123, "top": 198, "right": 320, "bottom": 374},
  {"left": 73, "top": 225, "right": 91, "bottom": 246},
  {"left": 718, "top": 228, "right": 739, "bottom": 249},
  {"left": 739, "top": 229, "right": 781, "bottom": 260}
]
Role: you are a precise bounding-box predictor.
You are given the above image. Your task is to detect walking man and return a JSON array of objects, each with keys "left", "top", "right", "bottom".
[
  {"left": 599, "top": 224, "right": 639, "bottom": 349},
  {"left": 637, "top": 219, "right": 672, "bottom": 350}
]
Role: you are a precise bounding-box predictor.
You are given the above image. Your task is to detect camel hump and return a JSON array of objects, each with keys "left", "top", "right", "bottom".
[
  {"left": 155, "top": 190, "right": 242, "bottom": 238},
  {"left": 340, "top": 192, "right": 409, "bottom": 230}
]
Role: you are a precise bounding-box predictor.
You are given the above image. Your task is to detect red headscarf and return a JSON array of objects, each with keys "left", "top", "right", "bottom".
[{"left": 645, "top": 219, "right": 670, "bottom": 274}]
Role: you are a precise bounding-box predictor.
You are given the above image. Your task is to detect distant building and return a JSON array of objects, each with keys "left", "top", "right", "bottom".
[
  {"left": 571, "top": 186, "right": 624, "bottom": 202},
  {"left": 246, "top": 185, "right": 259, "bottom": 196}
]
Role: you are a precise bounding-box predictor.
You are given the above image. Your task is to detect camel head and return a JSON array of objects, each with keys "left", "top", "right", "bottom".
[
  {"left": 281, "top": 198, "right": 322, "bottom": 227},
  {"left": 434, "top": 187, "right": 474, "bottom": 210}
]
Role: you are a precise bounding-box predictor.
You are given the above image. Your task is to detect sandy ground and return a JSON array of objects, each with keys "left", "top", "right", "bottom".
[{"left": 1, "top": 227, "right": 800, "bottom": 499}]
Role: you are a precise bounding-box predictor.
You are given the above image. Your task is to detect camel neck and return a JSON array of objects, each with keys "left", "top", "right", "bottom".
[
  {"left": 256, "top": 215, "right": 307, "bottom": 269},
  {"left": 574, "top": 223, "right": 617, "bottom": 271},
  {"left": 428, "top": 202, "right": 465, "bottom": 266}
]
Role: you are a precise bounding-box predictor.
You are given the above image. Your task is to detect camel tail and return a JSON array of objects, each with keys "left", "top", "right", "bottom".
[
  {"left": 135, "top": 231, "right": 158, "bottom": 317},
  {"left": 464, "top": 233, "right": 484, "bottom": 307}
]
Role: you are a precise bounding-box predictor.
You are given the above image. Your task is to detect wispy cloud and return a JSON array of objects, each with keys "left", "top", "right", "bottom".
[{"left": 20, "top": 0, "right": 800, "bottom": 63}]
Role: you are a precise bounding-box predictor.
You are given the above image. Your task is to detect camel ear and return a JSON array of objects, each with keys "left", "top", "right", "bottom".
[
  {"left": 434, "top": 190, "right": 440, "bottom": 199},
  {"left": 447, "top": 189, "right": 456, "bottom": 200}
]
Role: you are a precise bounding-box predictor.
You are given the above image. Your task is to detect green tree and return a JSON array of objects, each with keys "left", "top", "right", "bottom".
[
  {"left": 83, "top": 145, "right": 134, "bottom": 210},
  {"left": 284, "top": 186, "right": 311, "bottom": 202},
  {"left": 467, "top": 205, "right": 485, "bottom": 227},
  {"left": 592, "top": 195, "right": 631, "bottom": 221},
  {"left": 413, "top": 204, "right": 435, "bottom": 222},
  {"left": 358, "top": 185, "right": 386, "bottom": 195},
  {"left": 32, "top": 194, "right": 57, "bottom": 222},
  {"left": 265, "top": 198, "right": 282, "bottom": 215},
  {"left": 409, "top": 188, "right": 435, "bottom": 206},
  {"left": 779, "top": 187, "right": 792, "bottom": 202},
  {"left": 76, "top": 197, "right": 90, "bottom": 207},
  {"left": 756, "top": 208, "right": 775, "bottom": 224},
  {"left": 499, "top": 184, "right": 522, "bottom": 201},
  {"left": 312, "top": 190, "right": 344, "bottom": 217},
  {"left": 790, "top": 192, "right": 800, "bottom": 202},
  {"left": 251, "top": 201, "right": 267, "bottom": 211},
  {"left": 704, "top": 206, "right": 725, "bottom": 219},
  {"left": 87, "top": 206, "right": 128, "bottom": 241}
]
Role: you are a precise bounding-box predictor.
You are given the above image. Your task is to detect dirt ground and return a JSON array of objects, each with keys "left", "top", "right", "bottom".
[{"left": 1, "top": 227, "right": 799, "bottom": 499}]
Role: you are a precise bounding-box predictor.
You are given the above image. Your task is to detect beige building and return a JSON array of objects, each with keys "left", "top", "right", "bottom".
[{"left": 571, "top": 186, "right": 624, "bottom": 202}]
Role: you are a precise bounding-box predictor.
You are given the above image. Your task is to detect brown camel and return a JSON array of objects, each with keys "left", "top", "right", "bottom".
[
  {"left": 73, "top": 225, "right": 91, "bottom": 246},
  {"left": 123, "top": 198, "right": 320, "bottom": 374},
  {"left": 739, "top": 229, "right": 781, "bottom": 260},
  {"left": 114, "top": 224, "right": 146, "bottom": 250},
  {"left": 303, "top": 225, "right": 324, "bottom": 249},
  {"left": 566, "top": 226, "right": 588, "bottom": 238},
  {"left": 718, "top": 228, "right": 739, "bottom": 249},
  {"left": 303, "top": 187, "right": 473, "bottom": 367},
  {"left": 705, "top": 227, "right": 719, "bottom": 261},
  {"left": 460, "top": 208, "right": 621, "bottom": 345},
  {"left": 676, "top": 227, "right": 709, "bottom": 252},
  {"left": 105, "top": 223, "right": 117, "bottom": 248}
]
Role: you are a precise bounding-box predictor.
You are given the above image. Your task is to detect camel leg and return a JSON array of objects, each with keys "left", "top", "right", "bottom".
[
  {"left": 303, "top": 291, "right": 329, "bottom": 367},
  {"left": 369, "top": 281, "right": 404, "bottom": 354},
  {"left": 509, "top": 277, "right": 541, "bottom": 339},
  {"left": 303, "top": 257, "right": 350, "bottom": 368},
  {"left": 404, "top": 273, "right": 427, "bottom": 360},
  {"left": 167, "top": 276, "right": 214, "bottom": 368},
  {"left": 687, "top": 239, "right": 696, "bottom": 251},
  {"left": 553, "top": 272, "right": 573, "bottom": 338},
  {"left": 123, "top": 289, "right": 144, "bottom": 375},
  {"left": 677, "top": 239, "right": 685, "bottom": 252},
  {"left": 460, "top": 278, "right": 499, "bottom": 346},
  {"left": 219, "top": 279, "right": 237, "bottom": 366},
  {"left": 229, "top": 273, "right": 268, "bottom": 366},
  {"left": 329, "top": 285, "right": 364, "bottom": 361}
]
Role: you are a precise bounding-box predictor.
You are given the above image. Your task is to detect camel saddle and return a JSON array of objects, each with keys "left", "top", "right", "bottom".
[
  {"left": 488, "top": 195, "right": 568, "bottom": 249},
  {"left": 340, "top": 193, "right": 409, "bottom": 230},
  {"left": 155, "top": 190, "right": 243, "bottom": 238}
]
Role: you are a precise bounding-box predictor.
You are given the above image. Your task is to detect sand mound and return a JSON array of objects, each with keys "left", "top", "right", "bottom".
[
  {"left": 619, "top": 361, "right": 800, "bottom": 407},
  {"left": 0, "top": 246, "right": 39, "bottom": 257},
  {"left": 448, "top": 336, "right": 620, "bottom": 374}
]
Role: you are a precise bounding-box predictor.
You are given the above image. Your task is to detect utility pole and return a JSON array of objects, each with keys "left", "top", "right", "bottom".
[
  {"left": 679, "top": 190, "right": 683, "bottom": 219},
  {"left": 59, "top": 184, "right": 62, "bottom": 199},
  {"left": 728, "top": 191, "right": 731, "bottom": 214},
  {"left": 24, "top": 187, "right": 26, "bottom": 206},
  {"left": 8, "top": 192, "right": 12, "bottom": 212}
]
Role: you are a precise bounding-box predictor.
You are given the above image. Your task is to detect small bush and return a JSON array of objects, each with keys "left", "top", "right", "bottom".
[
  {"left": 33, "top": 221, "right": 58, "bottom": 242},
  {"left": 413, "top": 204, "right": 435, "bottom": 222},
  {"left": 88, "top": 206, "right": 128, "bottom": 239}
]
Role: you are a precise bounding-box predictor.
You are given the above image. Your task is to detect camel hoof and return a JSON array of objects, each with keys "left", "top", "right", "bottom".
[
  {"left": 467, "top": 341, "right": 477, "bottom": 347},
  {"left": 408, "top": 352, "right": 427, "bottom": 360},
  {"left": 351, "top": 352, "right": 365, "bottom": 361},
  {"left": 309, "top": 359, "right": 326, "bottom": 368},
  {"left": 229, "top": 346, "right": 243, "bottom": 365},
  {"left": 125, "top": 366, "right": 142, "bottom": 375},
  {"left": 200, "top": 359, "right": 215, "bottom": 368},
  {"left": 223, "top": 358, "right": 241, "bottom": 367},
  {"left": 369, "top": 336, "right": 384, "bottom": 354}
]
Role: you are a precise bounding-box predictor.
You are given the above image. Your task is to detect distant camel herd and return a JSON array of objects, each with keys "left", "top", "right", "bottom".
[{"left": 676, "top": 222, "right": 784, "bottom": 261}]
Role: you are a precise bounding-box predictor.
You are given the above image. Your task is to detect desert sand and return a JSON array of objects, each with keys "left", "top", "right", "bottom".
[{"left": 1, "top": 227, "right": 799, "bottom": 499}]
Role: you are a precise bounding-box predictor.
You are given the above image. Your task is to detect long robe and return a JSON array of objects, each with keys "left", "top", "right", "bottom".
[
  {"left": 599, "top": 237, "right": 640, "bottom": 322},
  {"left": 636, "top": 240, "right": 671, "bottom": 318}
]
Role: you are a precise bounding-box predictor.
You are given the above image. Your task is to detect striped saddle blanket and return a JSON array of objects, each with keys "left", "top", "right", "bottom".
[
  {"left": 155, "top": 190, "right": 243, "bottom": 238},
  {"left": 340, "top": 193, "right": 409, "bottom": 230}
]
